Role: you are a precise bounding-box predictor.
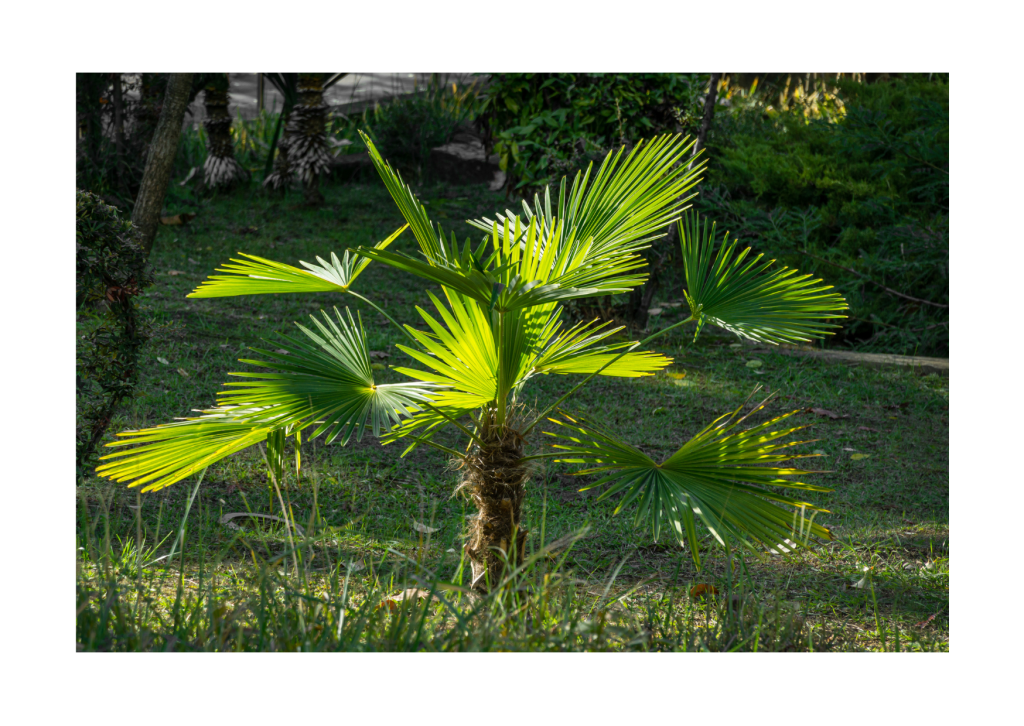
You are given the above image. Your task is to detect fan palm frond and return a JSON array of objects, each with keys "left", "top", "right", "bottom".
[
  {"left": 468, "top": 134, "right": 704, "bottom": 267},
  {"left": 188, "top": 225, "right": 406, "bottom": 298},
  {"left": 680, "top": 211, "right": 848, "bottom": 344},
  {"left": 96, "top": 308, "right": 435, "bottom": 491},
  {"left": 540, "top": 392, "right": 833, "bottom": 566}
]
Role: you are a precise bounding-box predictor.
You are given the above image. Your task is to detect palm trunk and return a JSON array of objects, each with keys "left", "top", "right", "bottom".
[
  {"left": 202, "top": 74, "right": 248, "bottom": 189},
  {"left": 461, "top": 411, "right": 530, "bottom": 593},
  {"left": 292, "top": 73, "right": 330, "bottom": 205}
]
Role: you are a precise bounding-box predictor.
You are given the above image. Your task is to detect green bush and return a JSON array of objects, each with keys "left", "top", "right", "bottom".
[
  {"left": 698, "top": 74, "right": 948, "bottom": 356},
  {"left": 479, "top": 73, "right": 707, "bottom": 195},
  {"left": 360, "top": 77, "right": 478, "bottom": 179},
  {"left": 76, "top": 190, "right": 155, "bottom": 477}
]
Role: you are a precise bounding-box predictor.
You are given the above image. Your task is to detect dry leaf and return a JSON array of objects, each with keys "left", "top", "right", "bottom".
[
  {"left": 412, "top": 521, "right": 440, "bottom": 534},
  {"left": 369, "top": 351, "right": 389, "bottom": 360},
  {"left": 160, "top": 213, "right": 197, "bottom": 226},
  {"left": 915, "top": 612, "right": 939, "bottom": 628},
  {"left": 850, "top": 453, "right": 871, "bottom": 461},
  {"left": 179, "top": 167, "right": 197, "bottom": 186},
  {"left": 379, "top": 588, "right": 440, "bottom": 612},
  {"left": 176, "top": 367, "right": 189, "bottom": 378},
  {"left": 807, "top": 407, "right": 846, "bottom": 419},
  {"left": 217, "top": 512, "right": 305, "bottom": 536},
  {"left": 673, "top": 379, "right": 694, "bottom": 387},
  {"left": 857, "top": 426, "right": 882, "bottom": 433},
  {"left": 166, "top": 270, "right": 187, "bottom": 276},
  {"left": 157, "top": 357, "right": 170, "bottom": 365},
  {"left": 689, "top": 584, "right": 719, "bottom": 599}
]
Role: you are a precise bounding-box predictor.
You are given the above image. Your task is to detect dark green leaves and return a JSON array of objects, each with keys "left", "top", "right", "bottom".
[
  {"left": 540, "top": 393, "right": 833, "bottom": 567},
  {"left": 680, "top": 211, "right": 848, "bottom": 344},
  {"left": 96, "top": 308, "right": 436, "bottom": 491}
]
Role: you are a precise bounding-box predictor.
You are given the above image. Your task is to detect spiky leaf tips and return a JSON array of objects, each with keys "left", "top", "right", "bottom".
[
  {"left": 680, "top": 210, "right": 848, "bottom": 344},
  {"left": 188, "top": 225, "right": 407, "bottom": 298},
  {"left": 96, "top": 308, "right": 436, "bottom": 491},
  {"left": 541, "top": 391, "right": 833, "bottom": 567}
]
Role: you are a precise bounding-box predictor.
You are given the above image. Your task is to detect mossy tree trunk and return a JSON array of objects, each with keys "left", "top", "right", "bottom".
[{"left": 132, "top": 73, "right": 193, "bottom": 256}]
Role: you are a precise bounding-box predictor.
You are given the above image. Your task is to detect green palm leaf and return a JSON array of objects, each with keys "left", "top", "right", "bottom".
[
  {"left": 96, "top": 307, "right": 435, "bottom": 491},
  {"left": 680, "top": 211, "right": 848, "bottom": 344},
  {"left": 221, "top": 307, "right": 439, "bottom": 442},
  {"left": 96, "top": 406, "right": 287, "bottom": 492},
  {"left": 468, "top": 134, "right": 704, "bottom": 270},
  {"left": 187, "top": 225, "right": 406, "bottom": 298},
  {"left": 539, "top": 392, "right": 833, "bottom": 566}
]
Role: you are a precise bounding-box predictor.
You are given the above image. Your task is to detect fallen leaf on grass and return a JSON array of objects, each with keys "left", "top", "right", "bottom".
[
  {"left": 218, "top": 512, "right": 305, "bottom": 536},
  {"left": 165, "top": 270, "right": 188, "bottom": 276},
  {"left": 647, "top": 307, "right": 663, "bottom": 315},
  {"left": 160, "top": 213, "right": 196, "bottom": 226},
  {"left": 369, "top": 351, "right": 389, "bottom": 360},
  {"left": 157, "top": 357, "right": 170, "bottom": 365},
  {"left": 176, "top": 367, "right": 189, "bottom": 378},
  {"left": 729, "top": 343, "right": 743, "bottom": 350},
  {"left": 850, "top": 453, "right": 871, "bottom": 461},
  {"left": 379, "top": 588, "right": 440, "bottom": 612},
  {"left": 857, "top": 426, "right": 882, "bottom": 433},
  {"left": 371, "top": 363, "right": 386, "bottom": 371},
  {"left": 651, "top": 407, "right": 667, "bottom": 415},
  {"left": 690, "top": 584, "right": 719, "bottom": 599},
  {"left": 412, "top": 521, "right": 440, "bottom": 534},
  {"left": 842, "top": 447, "right": 857, "bottom": 452},
  {"left": 915, "top": 611, "right": 941, "bottom": 628},
  {"left": 745, "top": 359, "right": 762, "bottom": 369},
  {"left": 673, "top": 379, "right": 694, "bottom": 387},
  {"left": 806, "top": 407, "right": 847, "bottom": 419}
]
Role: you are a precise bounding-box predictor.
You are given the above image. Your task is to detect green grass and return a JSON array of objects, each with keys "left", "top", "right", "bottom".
[{"left": 76, "top": 178, "right": 949, "bottom": 652}]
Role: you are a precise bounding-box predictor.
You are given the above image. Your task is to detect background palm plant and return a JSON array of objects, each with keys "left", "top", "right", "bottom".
[{"left": 97, "top": 132, "right": 847, "bottom": 593}]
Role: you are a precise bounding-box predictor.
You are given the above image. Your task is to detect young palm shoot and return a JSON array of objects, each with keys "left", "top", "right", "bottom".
[{"left": 96, "top": 132, "right": 847, "bottom": 593}]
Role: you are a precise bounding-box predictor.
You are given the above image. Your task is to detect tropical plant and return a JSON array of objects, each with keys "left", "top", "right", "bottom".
[
  {"left": 95, "top": 132, "right": 847, "bottom": 593},
  {"left": 361, "top": 75, "right": 479, "bottom": 180},
  {"left": 201, "top": 73, "right": 249, "bottom": 189},
  {"left": 262, "top": 73, "right": 346, "bottom": 202}
]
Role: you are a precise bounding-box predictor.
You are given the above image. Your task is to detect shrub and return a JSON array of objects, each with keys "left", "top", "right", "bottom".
[
  {"left": 360, "top": 77, "right": 478, "bottom": 179},
  {"left": 479, "top": 73, "right": 707, "bottom": 196},
  {"left": 76, "top": 190, "right": 155, "bottom": 477},
  {"left": 698, "top": 74, "right": 948, "bottom": 355}
]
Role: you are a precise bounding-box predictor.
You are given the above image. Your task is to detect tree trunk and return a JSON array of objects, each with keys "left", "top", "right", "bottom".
[
  {"left": 132, "top": 73, "right": 193, "bottom": 256},
  {"left": 202, "top": 74, "right": 248, "bottom": 189},
  {"left": 461, "top": 411, "right": 529, "bottom": 593},
  {"left": 688, "top": 73, "right": 721, "bottom": 171},
  {"left": 110, "top": 74, "right": 128, "bottom": 197},
  {"left": 293, "top": 73, "right": 330, "bottom": 205}
]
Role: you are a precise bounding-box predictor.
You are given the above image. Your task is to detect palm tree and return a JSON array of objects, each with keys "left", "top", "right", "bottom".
[
  {"left": 96, "top": 133, "right": 848, "bottom": 592},
  {"left": 201, "top": 73, "right": 249, "bottom": 189},
  {"left": 262, "top": 73, "right": 346, "bottom": 201}
]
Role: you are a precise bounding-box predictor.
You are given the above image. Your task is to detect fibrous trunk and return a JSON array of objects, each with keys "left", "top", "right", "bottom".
[
  {"left": 462, "top": 416, "right": 529, "bottom": 593},
  {"left": 291, "top": 73, "right": 331, "bottom": 204},
  {"left": 202, "top": 74, "right": 248, "bottom": 189}
]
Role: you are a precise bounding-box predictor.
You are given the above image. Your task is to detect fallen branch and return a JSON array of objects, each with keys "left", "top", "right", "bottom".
[{"left": 798, "top": 250, "right": 948, "bottom": 310}]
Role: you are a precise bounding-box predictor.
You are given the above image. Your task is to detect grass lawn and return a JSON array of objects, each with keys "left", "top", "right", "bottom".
[{"left": 76, "top": 177, "right": 949, "bottom": 651}]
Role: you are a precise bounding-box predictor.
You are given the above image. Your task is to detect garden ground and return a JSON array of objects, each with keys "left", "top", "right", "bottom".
[{"left": 76, "top": 178, "right": 949, "bottom": 651}]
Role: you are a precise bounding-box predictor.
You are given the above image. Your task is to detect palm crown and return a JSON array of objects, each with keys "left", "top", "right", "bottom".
[{"left": 97, "top": 132, "right": 848, "bottom": 590}]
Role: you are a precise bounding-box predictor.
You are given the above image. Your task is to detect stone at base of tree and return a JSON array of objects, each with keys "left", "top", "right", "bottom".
[
  {"left": 428, "top": 136, "right": 503, "bottom": 186},
  {"left": 327, "top": 152, "right": 373, "bottom": 182}
]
